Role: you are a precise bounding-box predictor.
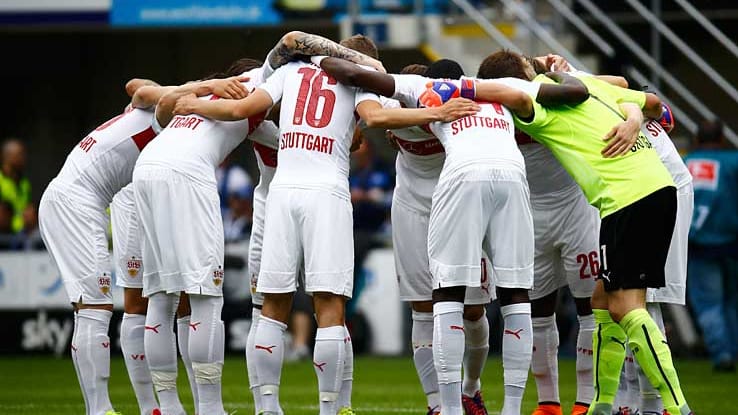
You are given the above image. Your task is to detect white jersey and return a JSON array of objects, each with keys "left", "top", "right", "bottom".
[
  {"left": 391, "top": 75, "right": 539, "bottom": 181},
  {"left": 258, "top": 61, "right": 379, "bottom": 198},
  {"left": 51, "top": 106, "right": 157, "bottom": 209},
  {"left": 518, "top": 139, "right": 579, "bottom": 201},
  {"left": 642, "top": 119, "right": 692, "bottom": 188},
  {"left": 382, "top": 98, "right": 445, "bottom": 213},
  {"left": 136, "top": 64, "right": 273, "bottom": 186},
  {"left": 250, "top": 120, "right": 280, "bottom": 210}
]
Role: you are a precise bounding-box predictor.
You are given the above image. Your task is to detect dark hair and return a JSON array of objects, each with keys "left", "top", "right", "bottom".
[
  {"left": 477, "top": 49, "right": 528, "bottom": 80},
  {"left": 201, "top": 58, "right": 264, "bottom": 80},
  {"left": 340, "top": 34, "right": 379, "bottom": 59},
  {"left": 400, "top": 64, "right": 428, "bottom": 75},
  {"left": 697, "top": 119, "right": 724, "bottom": 144},
  {"left": 426, "top": 59, "right": 464, "bottom": 79}
]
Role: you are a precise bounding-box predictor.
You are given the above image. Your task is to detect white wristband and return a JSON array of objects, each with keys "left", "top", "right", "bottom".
[{"left": 311, "top": 55, "right": 328, "bottom": 67}]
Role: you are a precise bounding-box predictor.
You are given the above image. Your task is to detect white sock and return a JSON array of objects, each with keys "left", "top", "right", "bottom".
[
  {"left": 314, "top": 325, "right": 346, "bottom": 415},
  {"left": 145, "top": 292, "right": 185, "bottom": 415},
  {"left": 338, "top": 325, "right": 353, "bottom": 409},
  {"left": 639, "top": 303, "right": 664, "bottom": 414},
  {"left": 624, "top": 348, "right": 640, "bottom": 411},
  {"left": 73, "top": 309, "right": 114, "bottom": 415},
  {"left": 188, "top": 295, "right": 225, "bottom": 415},
  {"left": 462, "top": 311, "right": 489, "bottom": 397},
  {"left": 575, "top": 313, "right": 595, "bottom": 406},
  {"left": 411, "top": 310, "right": 441, "bottom": 411},
  {"left": 500, "top": 303, "right": 533, "bottom": 415},
  {"left": 531, "top": 315, "right": 559, "bottom": 404},
  {"left": 121, "top": 313, "right": 158, "bottom": 415},
  {"left": 177, "top": 315, "right": 199, "bottom": 412},
  {"left": 255, "top": 315, "right": 287, "bottom": 414},
  {"left": 433, "top": 301, "right": 465, "bottom": 415},
  {"left": 246, "top": 308, "right": 262, "bottom": 413}
]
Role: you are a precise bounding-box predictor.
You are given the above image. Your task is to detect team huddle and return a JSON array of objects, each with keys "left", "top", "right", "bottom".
[{"left": 38, "top": 30, "right": 695, "bottom": 415}]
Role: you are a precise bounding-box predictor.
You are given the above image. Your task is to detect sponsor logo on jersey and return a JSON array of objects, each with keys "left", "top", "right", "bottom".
[
  {"left": 688, "top": 159, "right": 720, "bottom": 190},
  {"left": 127, "top": 256, "right": 142, "bottom": 277},
  {"left": 213, "top": 266, "right": 224, "bottom": 286},
  {"left": 98, "top": 274, "right": 112, "bottom": 295}
]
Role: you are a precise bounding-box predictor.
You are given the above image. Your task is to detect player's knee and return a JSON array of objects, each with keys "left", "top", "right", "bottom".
[
  {"left": 262, "top": 292, "right": 294, "bottom": 323},
  {"left": 496, "top": 287, "right": 529, "bottom": 306},
  {"left": 192, "top": 361, "right": 223, "bottom": 385},
  {"left": 463, "top": 305, "right": 485, "bottom": 321},
  {"left": 123, "top": 288, "right": 148, "bottom": 314},
  {"left": 313, "top": 292, "right": 346, "bottom": 327},
  {"left": 574, "top": 296, "right": 593, "bottom": 316},
  {"left": 411, "top": 301, "right": 433, "bottom": 313},
  {"left": 530, "top": 291, "right": 557, "bottom": 317},
  {"left": 77, "top": 302, "right": 114, "bottom": 312},
  {"left": 176, "top": 292, "right": 191, "bottom": 318},
  {"left": 432, "top": 286, "right": 466, "bottom": 303}
]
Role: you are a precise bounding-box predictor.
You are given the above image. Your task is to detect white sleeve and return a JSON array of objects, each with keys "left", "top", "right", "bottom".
[
  {"left": 259, "top": 52, "right": 278, "bottom": 81},
  {"left": 151, "top": 108, "right": 166, "bottom": 133},
  {"left": 248, "top": 120, "right": 280, "bottom": 150},
  {"left": 391, "top": 74, "right": 429, "bottom": 108},
  {"left": 257, "top": 65, "right": 287, "bottom": 104},
  {"left": 355, "top": 89, "right": 381, "bottom": 108},
  {"left": 482, "top": 77, "right": 541, "bottom": 98}
]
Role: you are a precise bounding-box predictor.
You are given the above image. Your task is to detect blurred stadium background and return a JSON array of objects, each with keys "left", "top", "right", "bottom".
[{"left": 1, "top": 0, "right": 737, "bottom": 412}]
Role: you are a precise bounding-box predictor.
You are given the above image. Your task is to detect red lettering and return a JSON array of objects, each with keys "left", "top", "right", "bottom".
[
  {"left": 312, "top": 135, "right": 322, "bottom": 152},
  {"left": 646, "top": 120, "right": 662, "bottom": 137},
  {"left": 451, "top": 121, "right": 459, "bottom": 135},
  {"left": 326, "top": 138, "right": 334, "bottom": 154},
  {"left": 78, "top": 136, "right": 97, "bottom": 153}
]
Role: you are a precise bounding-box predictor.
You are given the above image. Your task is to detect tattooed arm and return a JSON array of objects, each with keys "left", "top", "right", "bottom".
[{"left": 266, "top": 31, "right": 386, "bottom": 73}]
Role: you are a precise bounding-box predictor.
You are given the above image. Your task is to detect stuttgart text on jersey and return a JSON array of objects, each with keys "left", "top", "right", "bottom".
[
  {"left": 450, "top": 114, "right": 511, "bottom": 135},
  {"left": 280, "top": 131, "right": 335, "bottom": 155}
]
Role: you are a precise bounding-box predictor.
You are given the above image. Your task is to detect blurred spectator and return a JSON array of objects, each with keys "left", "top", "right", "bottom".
[
  {"left": 0, "top": 138, "right": 31, "bottom": 233},
  {"left": 216, "top": 155, "right": 253, "bottom": 218},
  {"left": 348, "top": 135, "right": 393, "bottom": 317},
  {"left": 684, "top": 119, "right": 738, "bottom": 372},
  {"left": 223, "top": 188, "right": 253, "bottom": 243},
  {"left": 350, "top": 138, "right": 393, "bottom": 233},
  {"left": 0, "top": 200, "right": 15, "bottom": 249},
  {"left": 16, "top": 204, "right": 44, "bottom": 250}
]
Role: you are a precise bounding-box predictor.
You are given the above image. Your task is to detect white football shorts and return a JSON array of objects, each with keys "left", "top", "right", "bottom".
[
  {"left": 392, "top": 200, "right": 493, "bottom": 304},
  {"left": 529, "top": 187, "right": 599, "bottom": 300},
  {"left": 428, "top": 168, "right": 534, "bottom": 291},
  {"left": 133, "top": 166, "right": 224, "bottom": 297},
  {"left": 647, "top": 182, "right": 693, "bottom": 305},
  {"left": 38, "top": 185, "right": 113, "bottom": 305},
  {"left": 258, "top": 188, "right": 354, "bottom": 298},
  {"left": 111, "top": 184, "right": 144, "bottom": 289}
]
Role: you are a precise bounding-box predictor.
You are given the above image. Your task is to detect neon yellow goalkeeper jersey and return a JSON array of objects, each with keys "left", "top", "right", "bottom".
[{"left": 514, "top": 74, "right": 674, "bottom": 218}]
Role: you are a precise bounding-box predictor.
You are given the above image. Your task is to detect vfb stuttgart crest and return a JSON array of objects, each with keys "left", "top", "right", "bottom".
[
  {"left": 250, "top": 273, "right": 258, "bottom": 294},
  {"left": 127, "top": 256, "right": 142, "bottom": 277},
  {"left": 213, "top": 266, "right": 224, "bottom": 286},
  {"left": 98, "top": 274, "right": 112, "bottom": 294}
]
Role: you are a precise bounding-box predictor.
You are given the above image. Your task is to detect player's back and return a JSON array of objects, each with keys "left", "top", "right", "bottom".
[
  {"left": 517, "top": 138, "right": 578, "bottom": 200},
  {"left": 262, "top": 61, "right": 376, "bottom": 198},
  {"left": 431, "top": 100, "right": 523, "bottom": 179},
  {"left": 685, "top": 148, "right": 738, "bottom": 245},
  {"left": 137, "top": 67, "right": 267, "bottom": 186},
  {"left": 52, "top": 106, "right": 156, "bottom": 208},
  {"left": 517, "top": 75, "right": 674, "bottom": 217}
]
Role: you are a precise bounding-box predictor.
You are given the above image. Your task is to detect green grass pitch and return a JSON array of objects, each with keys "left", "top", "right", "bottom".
[{"left": 0, "top": 356, "right": 732, "bottom": 414}]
